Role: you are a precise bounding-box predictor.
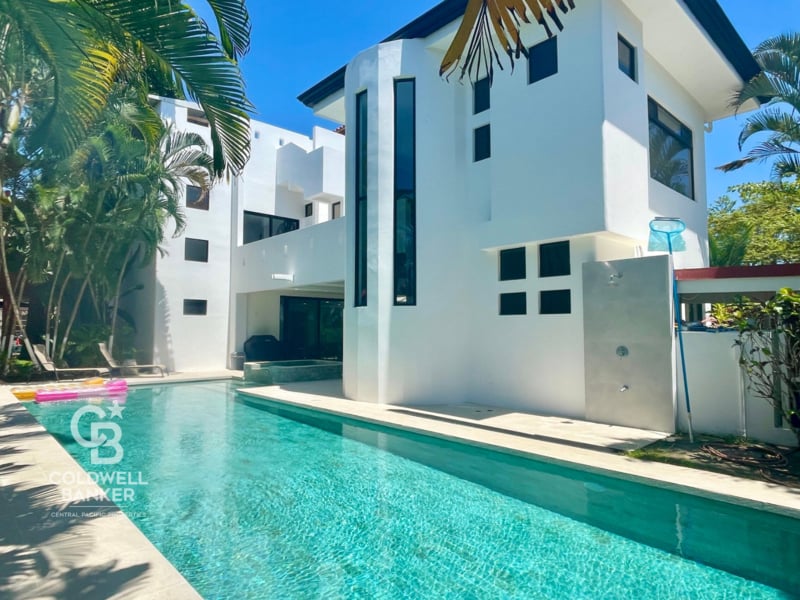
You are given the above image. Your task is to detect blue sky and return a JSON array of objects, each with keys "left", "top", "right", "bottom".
[{"left": 199, "top": 1, "right": 799, "bottom": 206}]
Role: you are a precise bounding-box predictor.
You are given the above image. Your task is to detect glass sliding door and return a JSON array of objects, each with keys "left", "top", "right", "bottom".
[{"left": 280, "top": 297, "right": 343, "bottom": 360}]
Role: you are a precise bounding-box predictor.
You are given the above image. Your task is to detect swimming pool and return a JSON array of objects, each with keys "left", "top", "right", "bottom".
[{"left": 25, "top": 381, "right": 800, "bottom": 598}]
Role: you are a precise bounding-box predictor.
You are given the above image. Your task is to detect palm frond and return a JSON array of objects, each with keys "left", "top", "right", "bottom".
[
  {"left": 441, "top": 0, "right": 575, "bottom": 84},
  {"left": 206, "top": 0, "right": 251, "bottom": 61}
]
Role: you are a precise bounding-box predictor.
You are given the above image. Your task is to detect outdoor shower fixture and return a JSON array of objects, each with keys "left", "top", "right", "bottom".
[{"left": 608, "top": 271, "right": 623, "bottom": 286}]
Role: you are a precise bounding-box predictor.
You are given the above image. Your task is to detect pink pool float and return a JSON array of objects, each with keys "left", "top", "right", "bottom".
[{"left": 35, "top": 379, "right": 128, "bottom": 403}]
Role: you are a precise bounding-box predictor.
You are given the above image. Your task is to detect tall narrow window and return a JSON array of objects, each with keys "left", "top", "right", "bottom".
[
  {"left": 332, "top": 202, "right": 342, "bottom": 219},
  {"left": 618, "top": 35, "right": 636, "bottom": 81},
  {"left": 474, "top": 124, "right": 491, "bottom": 162},
  {"left": 394, "top": 78, "right": 416, "bottom": 305},
  {"left": 648, "top": 98, "right": 694, "bottom": 199},
  {"left": 473, "top": 77, "right": 490, "bottom": 114},
  {"left": 354, "top": 90, "right": 368, "bottom": 307}
]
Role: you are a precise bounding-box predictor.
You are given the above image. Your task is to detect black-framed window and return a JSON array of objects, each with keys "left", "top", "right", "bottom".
[
  {"left": 648, "top": 97, "right": 694, "bottom": 200},
  {"left": 186, "top": 185, "right": 209, "bottom": 210},
  {"left": 473, "top": 77, "right": 490, "bottom": 114},
  {"left": 332, "top": 202, "right": 341, "bottom": 219},
  {"left": 355, "top": 90, "right": 368, "bottom": 307},
  {"left": 540, "top": 290, "right": 571, "bottom": 314},
  {"left": 618, "top": 35, "right": 636, "bottom": 81},
  {"left": 187, "top": 108, "right": 209, "bottom": 127},
  {"left": 394, "top": 78, "right": 417, "bottom": 306},
  {"left": 305, "top": 203, "right": 313, "bottom": 217},
  {"left": 183, "top": 299, "right": 207, "bottom": 315},
  {"left": 474, "top": 124, "right": 491, "bottom": 162},
  {"left": 500, "top": 292, "right": 527, "bottom": 315},
  {"left": 184, "top": 238, "right": 209, "bottom": 262},
  {"left": 528, "top": 37, "right": 558, "bottom": 84},
  {"left": 499, "top": 248, "right": 526, "bottom": 281},
  {"left": 242, "top": 211, "right": 299, "bottom": 244},
  {"left": 539, "top": 241, "right": 570, "bottom": 277}
]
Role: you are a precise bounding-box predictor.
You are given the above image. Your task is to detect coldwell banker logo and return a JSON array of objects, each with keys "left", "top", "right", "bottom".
[
  {"left": 70, "top": 402, "right": 125, "bottom": 464},
  {"left": 49, "top": 400, "right": 148, "bottom": 509}
]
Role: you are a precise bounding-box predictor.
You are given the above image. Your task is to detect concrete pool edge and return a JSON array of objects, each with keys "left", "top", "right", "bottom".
[
  {"left": 236, "top": 384, "right": 800, "bottom": 519},
  {"left": 0, "top": 385, "right": 202, "bottom": 599}
]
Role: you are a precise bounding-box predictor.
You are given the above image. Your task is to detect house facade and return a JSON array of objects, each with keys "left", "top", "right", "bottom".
[
  {"left": 124, "top": 97, "right": 345, "bottom": 372},
  {"left": 297, "top": 0, "right": 760, "bottom": 431}
]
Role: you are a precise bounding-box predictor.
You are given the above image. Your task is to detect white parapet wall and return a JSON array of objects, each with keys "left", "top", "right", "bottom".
[{"left": 678, "top": 331, "right": 797, "bottom": 446}]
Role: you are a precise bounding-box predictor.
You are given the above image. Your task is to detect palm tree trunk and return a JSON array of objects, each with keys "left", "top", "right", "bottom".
[
  {"left": 45, "top": 250, "right": 66, "bottom": 356},
  {"left": 109, "top": 245, "right": 135, "bottom": 354},
  {"left": 0, "top": 204, "right": 28, "bottom": 374}
]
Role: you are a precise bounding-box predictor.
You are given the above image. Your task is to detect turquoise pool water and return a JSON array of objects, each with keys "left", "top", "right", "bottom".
[{"left": 26, "top": 381, "right": 800, "bottom": 599}]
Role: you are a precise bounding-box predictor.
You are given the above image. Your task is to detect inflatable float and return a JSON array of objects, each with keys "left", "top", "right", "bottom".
[
  {"left": 20, "top": 379, "right": 128, "bottom": 403},
  {"left": 11, "top": 377, "right": 107, "bottom": 401}
]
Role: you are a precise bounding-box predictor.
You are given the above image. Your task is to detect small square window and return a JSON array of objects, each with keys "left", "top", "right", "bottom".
[
  {"left": 539, "top": 241, "right": 570, "bottom": 278},
  {"left": 186, "top": 185, "right": 209, "bottom": 210},
  {"left": 332, "top": 202, "right": 342, "bottom": 219},
  {"left": 618, "top": 35, "right": 636, "bottom": 81},
  {"left": 528, "top": 37, "right": 558, "bottom": 85},
  {"left": 305, "top": 203, "right": 313, "bottom": 217},
  {"left": 540, "top": 290, "right": 571, "bottom": 314},
  {"left": 500, "top": 292, "right": 526, "bottom": 315},
  {"left": 499, "top": 247, "right": 526, "bottom": 281},
  {"left": 183, "top": 299, "right": 207, "bottom": 315},
  {"left": 184, "top": 238, "right": 209, "bottom": 262},
  {"left": 473, "top": 77, "right": 490, "bottom": 114},
  {"left": 474, "top": 124, "right": 491, "bottom": 162}
]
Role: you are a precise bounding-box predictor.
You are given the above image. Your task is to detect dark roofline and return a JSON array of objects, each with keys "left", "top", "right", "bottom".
[{"left": 298, "top": 0, "right": 758, "bottom": 109}]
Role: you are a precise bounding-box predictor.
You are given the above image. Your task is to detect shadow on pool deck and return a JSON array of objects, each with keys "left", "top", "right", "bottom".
[{"left": 0, "top": 391, "right": 201, "bottom": 599}]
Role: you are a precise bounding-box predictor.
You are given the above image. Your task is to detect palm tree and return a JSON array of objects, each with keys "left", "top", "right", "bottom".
[
  {"left": 440, "top": 0, "right": 576, "bottom": 82},
  {"left": 719, "top": 33, "right": 800, "bottom": 179},
  {"left": 0, "top": 0, "right": 252, "bottom": 177}
]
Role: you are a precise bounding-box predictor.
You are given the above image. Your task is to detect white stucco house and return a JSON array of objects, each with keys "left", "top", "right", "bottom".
[
  {"left": 294, "top": 0, "right": 764, "bottom": 434},
  {"left": 131, "top": 1, "right": 795, "bottom": 442},
  {"left": 124, "top": 97, "right": 345, "bottom": 373}
]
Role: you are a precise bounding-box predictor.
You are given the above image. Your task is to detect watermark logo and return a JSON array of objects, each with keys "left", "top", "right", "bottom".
[
  {"left": 50, "top": 399, "right": 148, "bottom": 510},
  {"left": 70, "top": 402, "right": 125, "bottom": 465}
]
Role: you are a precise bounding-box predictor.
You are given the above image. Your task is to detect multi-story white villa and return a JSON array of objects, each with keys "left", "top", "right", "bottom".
[
  {"left": 294, "top": 0, "right": 759, "bottom": 432},
  {"left": 124, "top": 97, "right": 345, "bottom": 373},
  {"left": 132, "top": 1, "right": 771, "bottom": 437}
]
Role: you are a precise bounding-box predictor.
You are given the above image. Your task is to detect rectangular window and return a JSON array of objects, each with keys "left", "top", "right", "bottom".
[
  {"left": 539, "top": 241, "right": 570, "bottom": 277},
  {"left": 187, "top": 108, "right": 209, "bottom": 127},
  {"left": 473, "top": 77, "right": 490, "bottom": 114},
  {"left": 474, "top": 124, "right": 491, "bottom": 162},
  {"left": 305, "top": 202, "right": 313, "bottom": 217},
  {"left": 618, "top": 35, "right": 636, "bottom": 81},
  {"left": 355, "top": 90, "right": 368, "bottom": 307},
  {"left": 394, "top": 79, "right": 417, "bottom": 306},
  {"left": 186, "top": 185, "right": 209, "bottom": 210},
  {"left": 183, "top": 299, "right": 207, "bottom": 315},
  {"left": 242, "top": 211, "right": 299, "bottom": 244},
  {"left": 184, "top": 238, "right": 209, "bottom": 262},
  {"left": 528, "top": 37, "right": 558, "bottom": 84},
  {"left": 648, "top": 97, "right": 694, "bottom": 199},
  {"left": 499, "top": 247, "right": 526, "bottom": 281},
  {"left": 500, "top": 292, "right": 527, "bottom": 315},
  {"left": 332, "top": 202, "right": 342, "bottom": 219},
  {"left": 540, "top": 290, "right": 571, "bottom": 314}
]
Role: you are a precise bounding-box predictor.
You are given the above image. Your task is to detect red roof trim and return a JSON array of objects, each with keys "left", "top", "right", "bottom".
[{"left": 676, "top": 264, "right": 800, "bottom": 281}]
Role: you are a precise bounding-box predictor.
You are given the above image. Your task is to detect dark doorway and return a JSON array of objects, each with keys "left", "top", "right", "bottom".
[{"left": 280, "top": 297, "right": 343, "bottom": 360}]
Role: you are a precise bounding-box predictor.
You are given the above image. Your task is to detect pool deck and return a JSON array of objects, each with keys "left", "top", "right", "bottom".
[{"left": 2, "top": 371, "right": 799, "bottom": 599}]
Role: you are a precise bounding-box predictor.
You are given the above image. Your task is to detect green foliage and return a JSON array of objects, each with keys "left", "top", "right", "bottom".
[
  {"left": 708, "top": 181, "right": 800, "bottom": 266},
  {"left": 0, "top": 0, "right": 252, "bottom": 177},
  {"left": 719, "top": 33, "right": 800, "bottom": 179},
  {"left": 734, "top": 288, "right": 800, "bottom": 443}
]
